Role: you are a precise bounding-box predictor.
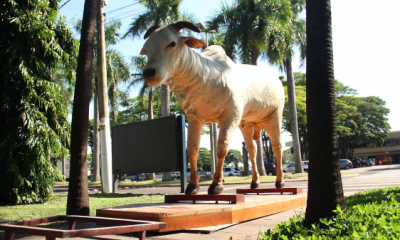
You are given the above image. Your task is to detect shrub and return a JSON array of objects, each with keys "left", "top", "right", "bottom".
[{"left": 260, "top": 186, "right": 400, "bottom": 239}]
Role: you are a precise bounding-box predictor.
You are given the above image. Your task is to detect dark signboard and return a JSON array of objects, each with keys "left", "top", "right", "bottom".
[{"left": 112, "top": 115, "right": 187, "bottom": 176}]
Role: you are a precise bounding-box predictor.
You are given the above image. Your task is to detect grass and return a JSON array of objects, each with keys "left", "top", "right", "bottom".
[
  {"left": 259, "top": 186, "right": 400, "bottom": 239},
  {"left": 0, "top": 193, "right": 164, "bottom": 224},
  {"left": 55, "top": 172, "right": 357, "bottom": 188}
]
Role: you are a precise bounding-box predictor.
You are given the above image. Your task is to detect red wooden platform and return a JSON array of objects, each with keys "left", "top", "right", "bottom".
[
  {"left": 165, "top": 194, "right": 245, "bottom": 204},
  {"left": 0, "top": 215, "right": 166, "bottom": 240},
  {"left": 236, "top": 187, "right": 302, "bottom": 195},
  {"left": 97, "top": 194, "right": 306, "bottom": 232}
]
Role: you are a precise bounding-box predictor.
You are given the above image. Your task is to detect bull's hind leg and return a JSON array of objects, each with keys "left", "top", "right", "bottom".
[
  {"left": 239, "top": 124, "right": 260, "bottom": 189},
  {"left": 208, "top": 117, "right": 241, "bottom": 195},
  {"left": 262, "top": 111, "right": 285, "bottom": 188},
  {"left": 185, "top": 121, "right": 203, "bottom": 195}
]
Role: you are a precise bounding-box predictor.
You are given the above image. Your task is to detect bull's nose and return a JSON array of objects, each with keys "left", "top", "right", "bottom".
[{"left": 143, "top": 68, "right": 156, "bottom": 78}]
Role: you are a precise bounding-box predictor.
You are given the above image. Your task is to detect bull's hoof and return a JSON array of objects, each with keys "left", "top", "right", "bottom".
[
  {"left": 207, "top": 184, "right": 224, "bottom": 195},
  {"left": 185, "top": 184, "right": 200, "bottom": 195},
  {"left": 275, "top": 181, "right": 285, "bottom": 188},
  {"left": 250, "top": 180, "right": 260, "bottom": 189}
]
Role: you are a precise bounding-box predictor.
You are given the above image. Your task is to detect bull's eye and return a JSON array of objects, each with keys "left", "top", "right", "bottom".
[{"left": 167, "top": 42, "right": 176, "bottom": 48}]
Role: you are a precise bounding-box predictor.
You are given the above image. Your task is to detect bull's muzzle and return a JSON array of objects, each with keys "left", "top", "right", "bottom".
[{"left": 143, "top": 68, "right": 156, "bottom": 79}]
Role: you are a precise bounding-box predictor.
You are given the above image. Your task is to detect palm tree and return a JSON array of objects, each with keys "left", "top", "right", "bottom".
[
  {"left": 209, "top": 0, "right": 292, "bottom": 175},
  {"left": 67, "top": 0, "right": 98, "bottom": 216},
  {"left": 305, "top": 0, "right": 346, "bottom": 224},
  {"left": 123, "top": 0, "right": 195, "bottom": 118},
  {"left": 106, "top": 49, "right": 130, "bottom": 123},
  {"left": 130, "top": 56, "right": 155, "bottom": 120},
  {"left": 279, "top": 0, "right": 306, "bottom": 173}
]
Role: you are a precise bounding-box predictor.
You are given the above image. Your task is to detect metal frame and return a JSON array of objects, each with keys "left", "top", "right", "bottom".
[
  {"left": 165, "top": 194, "right": 245, "bottom": 204},
  {"left": 236, "top": 188, "right": 303, "bottom": 195},
  {"left": 0, "top": 215, "right": 166, "bottom": 240}
]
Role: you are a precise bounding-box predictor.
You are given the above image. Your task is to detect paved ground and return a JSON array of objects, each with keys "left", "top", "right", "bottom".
[{"left": 2, "top": 164, "right": 399, "bottom": 240}]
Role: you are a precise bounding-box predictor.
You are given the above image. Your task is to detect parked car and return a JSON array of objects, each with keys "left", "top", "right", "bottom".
[
  {"left": 121, "top": 173, "right": 145, "bottom": 181},
  {"left": 265, "top": 163, "right": 276, "bottom": 176},
  {"left": 223, "top": 167, "right": 242, "bottom": 176},
  {"left": 367, "top": 159, "right": 376, "bottom": 166},
  {"left": 339, "top": 159, "right": 353, "bottom": 169},
  {"left": 352, "top": 160, "right": 361, "bottom": 168},
  {"left": 282, "top": 161, "right": 309, "bottom": 173},
  {"left": 176, "top": 168, "right": 204, "bottom": 179},
  {"left": 359, "top": 159, "right": 370, "bottom": 167}
]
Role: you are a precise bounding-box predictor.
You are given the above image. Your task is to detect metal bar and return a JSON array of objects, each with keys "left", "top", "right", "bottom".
[
  {"left": 5, "top": 231, "right": 14, "bottom": 240},
  {"left": 0, "top": 215, "right": 167, "bottom": 239},
  {"left": 138, "top": 231, "right": 146, "bottom": 240},
  {"left": 11, "top": 216, "right": 60, "bottom": 226},
  {"left": 236, "top": 188, "right": 302, "bottom": 195},
  {"left": 68, "top": 220, "right": 75, "bottom": 230},
  {"left": 165, "top": 194, "right": 245, "bottom": 204}
]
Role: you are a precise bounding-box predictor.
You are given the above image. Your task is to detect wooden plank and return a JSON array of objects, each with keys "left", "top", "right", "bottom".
[
  {"left": 165, "top": 194, "right": 245, "bottom": 204},
  {"left": 236, "top": 188, "right": 302, "bottom": 195},
  {"left": 97, "top": 195, "right": 306, "bottom": 232},
  {"left": 231, "top": 196, "right": 306, "bottom": 223}
]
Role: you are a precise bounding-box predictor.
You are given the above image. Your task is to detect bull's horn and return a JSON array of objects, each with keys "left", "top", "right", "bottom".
[
  {"left": 173, "top": 21, "right": 201, "bottom": 33},
  {"left": 144, "top": 25, "right": 161, "bottom": 39}
]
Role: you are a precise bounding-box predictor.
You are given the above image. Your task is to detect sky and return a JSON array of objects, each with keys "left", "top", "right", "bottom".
[{"left": 60, "top": 0, "right": 400, "bottom": 152}]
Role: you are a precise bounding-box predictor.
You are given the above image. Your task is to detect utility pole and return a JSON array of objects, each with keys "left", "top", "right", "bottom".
[{"left": 97, "top": 0, "right": 112, "bottom": 193}]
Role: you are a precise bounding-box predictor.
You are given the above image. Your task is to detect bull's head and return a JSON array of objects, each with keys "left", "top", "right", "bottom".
[{"left": 140, "top": 22, "right": 206, "bottom": 86}]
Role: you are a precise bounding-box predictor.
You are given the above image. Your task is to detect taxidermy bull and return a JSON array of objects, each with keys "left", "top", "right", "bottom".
[{"left": 140, "top": 21, "right": 285, "bottom": 195}]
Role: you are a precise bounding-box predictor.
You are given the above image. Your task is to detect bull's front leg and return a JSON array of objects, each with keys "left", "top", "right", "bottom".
[
  {"left": 185, "top": 120, "right": 203, "bottom": 195},
  {"left": 208, "top": 117, "right": 241, "bottom": 195}
]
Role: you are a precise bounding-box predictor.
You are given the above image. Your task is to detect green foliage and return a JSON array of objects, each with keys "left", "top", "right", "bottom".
[
  {"left": 337, "top": 95, "right": 390, "bottom": 158},
  {"left": 260, "top": 187, "right": 400, "bottom": 239},
  {"left": 225, "top": 149, "right": 243, "bottom": 168},
  {"left": 208, "top": 0, "right": 292, "bottom": 64},
  {"left": 197, "top": 147, "right": 211, "bottom": 172},
  {"left": 123, "top": 0, "right": 196, "bottom": 39},
  {"left": 280, "top": 73, "right": 391, "bottom": 160},
  {"left": 0, "top": 0, "right": 78, "bottom": 205}
]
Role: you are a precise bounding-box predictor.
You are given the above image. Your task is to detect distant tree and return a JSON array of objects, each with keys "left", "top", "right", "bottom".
[
  {"left": 281, "top": 0, "right": 306, "bottom": 173},
  {"left": 281, "top": 73, "right": 307, "bottom": 159},
  {"left": 224, "top": 149, "right": 243, "bottom": 168},
  {"left": 197, "top": 148, "right": 211, "bottom": 172},
  {"left": 337, "top": 96, "right": 390, "bottom": 158},
  {"left": 130, "top": 56, "right": 156, "bottom": 120},
  {"left": 0, "top": 0, "right": 77, "bottom": 205}
]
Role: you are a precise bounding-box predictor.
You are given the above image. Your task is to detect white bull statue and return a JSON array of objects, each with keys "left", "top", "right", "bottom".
[{"left": 140, "top": 21, "right": 285, "bottom": 195}]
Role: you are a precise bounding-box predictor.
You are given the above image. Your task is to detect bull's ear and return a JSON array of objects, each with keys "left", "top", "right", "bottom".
[
  {"left": 182, "top": 37, "right": 206, "bottom": 49},
  {"left": 140, "top": 48, "right": 146, "bottom": 55}
]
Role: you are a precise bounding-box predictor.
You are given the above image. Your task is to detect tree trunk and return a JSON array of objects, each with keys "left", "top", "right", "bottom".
[
  {"left": 286, "top": 58, "right": 303, "bottom": 173},
  {"left": 61, "top": 150, "right": 66, "bottom": 180},
  {"left": 148, "top": 87, "right": 153, "bottom": 120},
  {"left": 161, "top": 84, "right": 170, "bottom": 117},
  {"left": 305, "top": 0, "right": 346, "bottom": 224},
  {"left": 92, "top": 76, "right": 100, "bottom": 182},
  {"left": 256, "top": 137, "right": 266, "bottom": 176},
  {"left": 67, "top": 0, "right": 98, "bottom": 216},
  {"left": 242, "top": 142, "right": 249, "bottom": 176},
  {"left": 161, "top": 84, "right": 171, "bottom": 180}
]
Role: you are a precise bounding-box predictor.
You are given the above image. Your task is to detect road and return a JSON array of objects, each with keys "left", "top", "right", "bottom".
[
  {"left": 4, "top": 165, "right": 399, "bottom": 240},
  {"left": 113, "top": 164, "right": 400, "bottom": 196}
]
